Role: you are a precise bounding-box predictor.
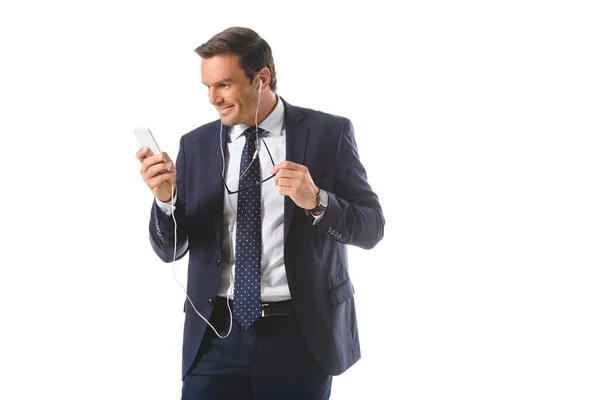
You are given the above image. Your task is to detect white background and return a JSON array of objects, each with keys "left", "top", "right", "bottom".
[{"left": 1, "top": 0, "right": 599, "bottom": 399}]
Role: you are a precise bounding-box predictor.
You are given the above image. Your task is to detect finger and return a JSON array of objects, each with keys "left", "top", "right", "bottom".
[
  {"left": 277, "top": 186, "right": 295, "bottom": 197},
  {"left": 147, "top": 171, "right": 176, "bottom": 189},
  {"left": 143, "top": 161, "right": 175, "bottom": 180},
  {"left": 136, "top": 147, "right": 150, "bottom": 162},
  {"left": 275, "top": 177, "right": 294, "bottom": 188},
  {"left": 273, "top": 169, "right": 296, "bottom": 185},
  {"left": 271, "top": 161, "right": 301, "bottom": 175},
  {"left": 275, "top": 168, "right": 297, "bottom": 179},
  {"left": 141, "top": 153, "right": 167, "bottom": 173}
]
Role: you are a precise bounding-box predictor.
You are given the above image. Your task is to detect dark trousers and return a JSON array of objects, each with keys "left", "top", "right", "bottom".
[{"left": 181, "top": 297, "right": 332, "bottom": 400}]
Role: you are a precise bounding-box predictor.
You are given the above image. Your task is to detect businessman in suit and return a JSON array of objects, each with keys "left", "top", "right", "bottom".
[{"left": 136, "top": 27, "right": 384, "bottom": 399}]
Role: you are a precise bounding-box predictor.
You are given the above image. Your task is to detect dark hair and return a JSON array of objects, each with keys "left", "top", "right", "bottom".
[{"left": 194, "top": 27, "right": 277, "bottom": 92}]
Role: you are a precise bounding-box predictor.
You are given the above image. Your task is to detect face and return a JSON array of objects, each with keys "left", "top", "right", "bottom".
[{"left": 201, "top": 54, "right": 259, "bottom": 126}]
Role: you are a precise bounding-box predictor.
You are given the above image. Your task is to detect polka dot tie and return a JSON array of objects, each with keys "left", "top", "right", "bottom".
[{"left": 233, "top": 127, "right": 263, "bottom": 328}]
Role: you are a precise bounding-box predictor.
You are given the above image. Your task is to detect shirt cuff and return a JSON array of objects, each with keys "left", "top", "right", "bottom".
[
  {"left": 305, "top": 209, "right": 325, "bottom": 225},
  {"left": 155, "top": 194, "right": 176, "bottom": 216}
]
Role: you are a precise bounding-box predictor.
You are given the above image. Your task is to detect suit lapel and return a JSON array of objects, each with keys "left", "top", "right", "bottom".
[
  {"left": 207, "top": 101, "right": 307, "bottom": 247},
  {"left": 282, "top": 99, "right": 309, "bottom": 243},
  {"left": 209, "top": 122, "right": 229, "bottom": 248}
]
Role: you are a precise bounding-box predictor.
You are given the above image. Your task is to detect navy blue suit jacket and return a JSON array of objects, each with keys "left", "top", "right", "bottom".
[{"left": 149, "top": 98, "right": 384, "bottom": 379}]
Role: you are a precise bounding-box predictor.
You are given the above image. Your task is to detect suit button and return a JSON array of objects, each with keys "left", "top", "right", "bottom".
[
  {"left": 216, "top": 259, "right": 221, "bottom": 266},
  {"left": 327, "top": 227, "right": 332, "bottom": 233},
  {"left": 207, "top": 298, "right": 214, "bottom": 307}
]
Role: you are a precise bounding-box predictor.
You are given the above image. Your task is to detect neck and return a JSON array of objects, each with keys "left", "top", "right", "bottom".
[{"left": 252, "top": 91, "right": 277, "bottom": 126}]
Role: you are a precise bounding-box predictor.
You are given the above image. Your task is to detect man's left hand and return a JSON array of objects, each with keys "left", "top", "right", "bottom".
[{"left": 271, "top": 161, "right": 318, "bottom": 210}]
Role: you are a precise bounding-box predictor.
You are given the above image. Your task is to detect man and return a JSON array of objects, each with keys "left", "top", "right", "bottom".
[{"left": 136, "top": 27, "right": 384, "bottom": 399}]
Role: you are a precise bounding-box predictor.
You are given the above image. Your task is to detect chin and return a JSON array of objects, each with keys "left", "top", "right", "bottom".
[{"left": 219, "top": 115, "right": 237, "bottom": 126}]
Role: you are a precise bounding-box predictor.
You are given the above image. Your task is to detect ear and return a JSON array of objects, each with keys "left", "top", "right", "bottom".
[{"left": 256, "top": 67, "right": 271, "bottom": 90}]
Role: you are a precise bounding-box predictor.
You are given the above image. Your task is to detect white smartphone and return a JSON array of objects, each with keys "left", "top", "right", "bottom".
[{"left": 134, "top": 127, "right": 162, "bottom": 156}]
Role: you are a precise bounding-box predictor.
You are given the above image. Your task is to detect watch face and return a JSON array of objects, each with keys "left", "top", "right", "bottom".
[{"left": 319, "top": 189, "right": 328, "bottom": 207}]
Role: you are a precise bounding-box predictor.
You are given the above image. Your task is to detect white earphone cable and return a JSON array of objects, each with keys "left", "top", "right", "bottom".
[
  {"left": 170, "top": 185, "right": 233, "bottom": 339},
  {"left": 167, "top": 78, "right": 263, "bottom": 339}
]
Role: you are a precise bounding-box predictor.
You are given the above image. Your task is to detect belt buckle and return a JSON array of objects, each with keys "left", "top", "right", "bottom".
[{"left": 260, "top": 301, "right": 292, "bottom": 318}]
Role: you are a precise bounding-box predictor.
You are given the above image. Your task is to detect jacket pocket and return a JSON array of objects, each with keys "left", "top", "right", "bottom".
[{"left": 327, "top": 278, "right": 355, "bottom": 307}]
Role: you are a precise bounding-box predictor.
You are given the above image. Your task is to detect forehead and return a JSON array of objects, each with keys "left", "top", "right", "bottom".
[{"left": 200, "top": 54, "right": 246, "bottom": 84}]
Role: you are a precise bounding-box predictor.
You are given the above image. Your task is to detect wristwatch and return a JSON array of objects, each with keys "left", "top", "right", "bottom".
[{"left": 310, "top": 188, "right": 329, "bottom": 214}]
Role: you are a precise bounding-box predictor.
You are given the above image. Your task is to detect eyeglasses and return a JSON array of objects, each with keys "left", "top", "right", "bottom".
[{"left": 214, "top": 133, "right": 276, "bottom": 195}]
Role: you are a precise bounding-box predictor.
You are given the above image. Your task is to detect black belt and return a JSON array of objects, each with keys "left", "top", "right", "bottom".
[
  {"left": 218, "top": 297, "right": 294, "bottom": 318},
  {"left": 260, "top": 300, "right": 294, "bottom": 317}
]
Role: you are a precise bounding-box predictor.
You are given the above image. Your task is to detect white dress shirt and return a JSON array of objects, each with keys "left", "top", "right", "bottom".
[{"left": 157, "top": 97, "right": 291, "bottom": 301}]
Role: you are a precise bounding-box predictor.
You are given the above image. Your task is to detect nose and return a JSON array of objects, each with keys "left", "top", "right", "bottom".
[{"left": 208, "top": 87, "right": 223, "bottom": 105}]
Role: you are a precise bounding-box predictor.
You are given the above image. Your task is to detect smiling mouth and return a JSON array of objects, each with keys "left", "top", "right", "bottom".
[{"left": 217, "top": 105, "right": 234, "bottom": 114}]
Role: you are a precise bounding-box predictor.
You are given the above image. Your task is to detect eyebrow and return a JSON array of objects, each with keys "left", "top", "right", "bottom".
[{"left": 202, "top": 78, "right": 233, "bottom": 87}]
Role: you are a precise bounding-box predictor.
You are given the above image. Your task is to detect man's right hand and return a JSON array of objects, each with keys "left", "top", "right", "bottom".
[{"left": 136, "top": 147, "right": 177, "bottom": 202}]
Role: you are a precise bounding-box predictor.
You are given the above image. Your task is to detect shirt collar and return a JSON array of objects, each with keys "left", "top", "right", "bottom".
[{"left": 230, "top": 95, "right": 284, "bottom": 141}]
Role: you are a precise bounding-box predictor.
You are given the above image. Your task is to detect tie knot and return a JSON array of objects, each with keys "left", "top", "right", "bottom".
[{"left": 243, "top": 127, "right": 264, "bottom": 142}]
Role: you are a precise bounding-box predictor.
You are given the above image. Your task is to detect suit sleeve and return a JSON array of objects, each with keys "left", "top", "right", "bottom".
[
  {"left": 314, "top": 118, "right": 385, "bottom": 249},
  {"left": 148, "top": 135, "right": 190, "bottom": 262}
]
